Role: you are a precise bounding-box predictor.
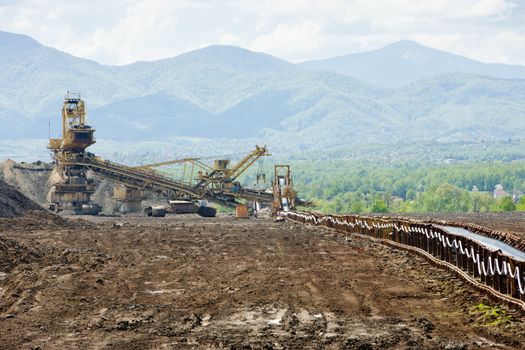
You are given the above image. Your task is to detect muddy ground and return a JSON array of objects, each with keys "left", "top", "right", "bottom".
[{"left": 1, "top": 212, "right": 525, "bottom": 349}]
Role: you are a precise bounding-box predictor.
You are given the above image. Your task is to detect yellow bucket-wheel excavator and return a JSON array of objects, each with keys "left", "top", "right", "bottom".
[{"left": 48, "top": 92, "right": 298, "bottom": 215}]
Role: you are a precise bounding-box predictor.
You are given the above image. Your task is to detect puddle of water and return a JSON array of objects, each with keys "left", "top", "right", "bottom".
[
  {"left": 267, "top": 318, "right": 281, "bottom": 326},
  {"left": 201, "top": 314, "right": 211, "bottom": 326},
  {"left": 145, "top": 289, "right": 173, "bottom": 294},
  {"left": 144, "top": 289, "right": 184, "bottom": 295}
]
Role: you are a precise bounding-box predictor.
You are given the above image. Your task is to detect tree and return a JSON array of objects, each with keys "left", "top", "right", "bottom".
[
  {"left": 414, "top": 183, "right": 472, "bottom": 213},
  {"left": 494, "top": 196, "right": 516, "bottom": 212},
  {"left": 517, "top": 196, "right": 525, "bottom": 211},
  {"left": 405, "top": 189, "right": 416, "bottom": 201},
  {"left": 371, "top": 198, "right": 388, "bottom": 213},
  {"left": 470, "top": 191, "right": 494, "bottom": 212}
]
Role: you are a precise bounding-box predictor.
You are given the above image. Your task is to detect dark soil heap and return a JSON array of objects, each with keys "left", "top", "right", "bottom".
[
  {"left": 0, "top": 235, "right": 41, "bottom": 272},
  {"left": 0, "top": 178, "right": 43, "bottom": 218}
]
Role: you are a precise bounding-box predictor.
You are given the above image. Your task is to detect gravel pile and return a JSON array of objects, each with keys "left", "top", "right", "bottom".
[{"left": 0, "top": 178, "right": 43, "bottom": 218}]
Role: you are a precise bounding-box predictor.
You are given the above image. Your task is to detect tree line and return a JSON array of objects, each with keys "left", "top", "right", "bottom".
[
  {"left": 239, "top": 159, "right": 525, "bottom": 214},
  {"left": 288, "top": 160, "right": 525, "bottom": 214}
]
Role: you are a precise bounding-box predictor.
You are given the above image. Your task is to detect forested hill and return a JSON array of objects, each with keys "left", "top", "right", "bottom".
[{"left": 1, "top": 30, "right": 525, "bottom": 152}]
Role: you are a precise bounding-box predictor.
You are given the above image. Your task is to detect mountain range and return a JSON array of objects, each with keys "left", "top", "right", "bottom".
[
  {"left": 1, "top": 30, "right": 524, "bottom": 156},
  {"left": 300, "top": 40, "right": 525, "bottom": 87}
]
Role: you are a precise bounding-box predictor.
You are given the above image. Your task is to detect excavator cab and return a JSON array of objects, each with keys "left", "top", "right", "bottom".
[{"left": 49, "top": 92, "right": 95, "bottom": 153}]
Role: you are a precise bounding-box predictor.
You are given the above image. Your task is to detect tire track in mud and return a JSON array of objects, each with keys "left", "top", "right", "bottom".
[{"left": 1, "top": 215, "right": 524, "bottom": 349}]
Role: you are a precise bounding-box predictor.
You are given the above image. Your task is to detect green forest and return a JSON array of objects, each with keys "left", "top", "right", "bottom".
[
  {"left": 160, "top": 140, "right": 525, "bottom": 214},
  {"left": 289, "top": 160, "right": 525, "bottom": 214},
  {"left": 239, "top": 140, "right": 525, "bottom": 214}
]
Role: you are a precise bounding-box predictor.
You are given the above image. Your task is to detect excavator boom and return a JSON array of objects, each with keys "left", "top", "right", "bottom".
[
  {"left": 133, "top": 158, "right": 200, "bottom": 169},
  {"left": 225, "top": 145, "right": 269, "bottom": 182}
]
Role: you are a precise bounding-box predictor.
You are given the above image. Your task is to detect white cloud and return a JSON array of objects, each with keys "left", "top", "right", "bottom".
[
  {"left": 0, "top": 0, "right": 523, "bottom": 65},
  {"left": 218, "top": 33, "right": 241, "bottom": 46},
  {"left": 250, "top": 22, "right": 322, "bottom": 60},
  {"left": 470, "top": 0, "right": 516, "bottom": 17}
]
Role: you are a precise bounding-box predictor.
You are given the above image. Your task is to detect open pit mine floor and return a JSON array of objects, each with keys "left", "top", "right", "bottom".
[{"left": 1, "top": 212, "right": 525, "bottom": 349}]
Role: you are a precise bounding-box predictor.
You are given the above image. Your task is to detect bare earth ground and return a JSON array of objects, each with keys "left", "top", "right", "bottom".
[{"left": 1, "top": 212, "right": 525, "bottom": 349}]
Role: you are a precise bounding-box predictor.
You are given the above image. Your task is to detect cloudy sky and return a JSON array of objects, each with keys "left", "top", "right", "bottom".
[{"left": 0, "top": 0, "right": 524, "bottom": 66}]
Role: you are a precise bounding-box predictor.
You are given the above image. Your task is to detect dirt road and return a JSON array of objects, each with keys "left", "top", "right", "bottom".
[{"left": 1, "top": 212, "right": 524, "bottom": 349}]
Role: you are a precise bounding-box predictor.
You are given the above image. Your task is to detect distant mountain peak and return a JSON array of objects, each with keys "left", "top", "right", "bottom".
[
  {"left": 387, "top": 40, "right": 421, "bottom": 47},
  {"left": 194, "top": 44, "right": 255, "bottom": 53},
  {"left": 383, "top": 40, "right": 448, "bottom": 58},
  {"left": 0, "top": 28, "right": 524, "bottom": 149},
  {"left": 152, "top": 44, "right": 297, "bottom": 73},
  {"left": 180, "top": 44, "right": 291, "bottom": 63},
  {"left": 0, "top": 30, "right": 40, "bottom": 50},
  {"left": 300, "top": 40, "right": 525, "bottom": 87}
]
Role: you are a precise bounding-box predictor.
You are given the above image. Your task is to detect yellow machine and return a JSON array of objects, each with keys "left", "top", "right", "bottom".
[
  {"left": 48, "top": 93, "right": 99, "bottom": 214},
  {"left": 48, "top": 93, "right": 278, "bottom": 214},
  {"left": 113, "top": 184, "right": 145, "bottom": 213},
  {"left": 49, "top": 93, "right": 95, "bottom": 154},
  {"left": 135, "top": 145, "right": 270, "bottom": 192}
]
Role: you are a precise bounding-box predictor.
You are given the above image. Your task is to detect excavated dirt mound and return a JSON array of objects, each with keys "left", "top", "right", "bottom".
[
  {"left": 0, "top": 160, "right": 166, "bottom": 214},
  {"left": 0, "top": 210, "right": 95, "bottom": 232},
  {"left": 0, "top": 236, "right": 42, "bottom": 272},
  {"left": 0, "top": 160, "right": 55, "bottom": 204},
  {"left": 0, "top": 178, "right": 43, "bottom": 218}
]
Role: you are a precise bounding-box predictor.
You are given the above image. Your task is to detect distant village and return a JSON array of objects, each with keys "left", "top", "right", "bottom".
[{"left": 488, "top": 184, "right": 522, "bottom": 202}]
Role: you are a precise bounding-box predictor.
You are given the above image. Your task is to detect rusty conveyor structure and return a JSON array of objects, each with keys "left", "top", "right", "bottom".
[
  {"left": 61, "top": 153, "right": 274, "bottom": 207},
  {"left": 48, "top": 93, "right": 277, "bottom": 212}
]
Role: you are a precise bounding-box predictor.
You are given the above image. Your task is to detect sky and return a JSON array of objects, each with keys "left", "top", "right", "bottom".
[{"left": 0, "top": 0, "right": 524, "bottom": 66}]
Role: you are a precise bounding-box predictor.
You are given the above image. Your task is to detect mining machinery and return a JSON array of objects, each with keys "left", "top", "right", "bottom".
[
  {"left": 48, "top": 93, "right": 275, "bottom": 213},
  {"left": 48, "top": 92, "right": 99, "bottom": 214},
  {"left": 134, "top": 145, "right": 270, "bottom": 193},
  {"left": 195, "top": 145, "right": 269, "bottom": 192},
  {"left": 272, "top": 165, "right": 296, "bottom": 212},
  {"left": 132, "top": 146, "right": 274, "bottom": 206}
]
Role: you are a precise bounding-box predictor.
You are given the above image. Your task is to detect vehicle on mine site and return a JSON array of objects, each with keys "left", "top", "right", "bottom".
[{"left": 48, "top": 92, "right": 298, "bottom": 217}]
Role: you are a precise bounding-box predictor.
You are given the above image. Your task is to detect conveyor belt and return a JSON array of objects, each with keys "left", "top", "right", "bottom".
[
  {"left": 438, "top": 225, "right": 525, "bottom": 262},
  {"left": 63, "top": 154, "right": 274, "bottom": 205},
  {"left": 280, "top": 211, "right": 525, "bottom": 311}
]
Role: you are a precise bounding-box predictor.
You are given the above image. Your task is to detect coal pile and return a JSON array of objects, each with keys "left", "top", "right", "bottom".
[{"left": 0, "top": 178, "right": 43, "bottom": 218}]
